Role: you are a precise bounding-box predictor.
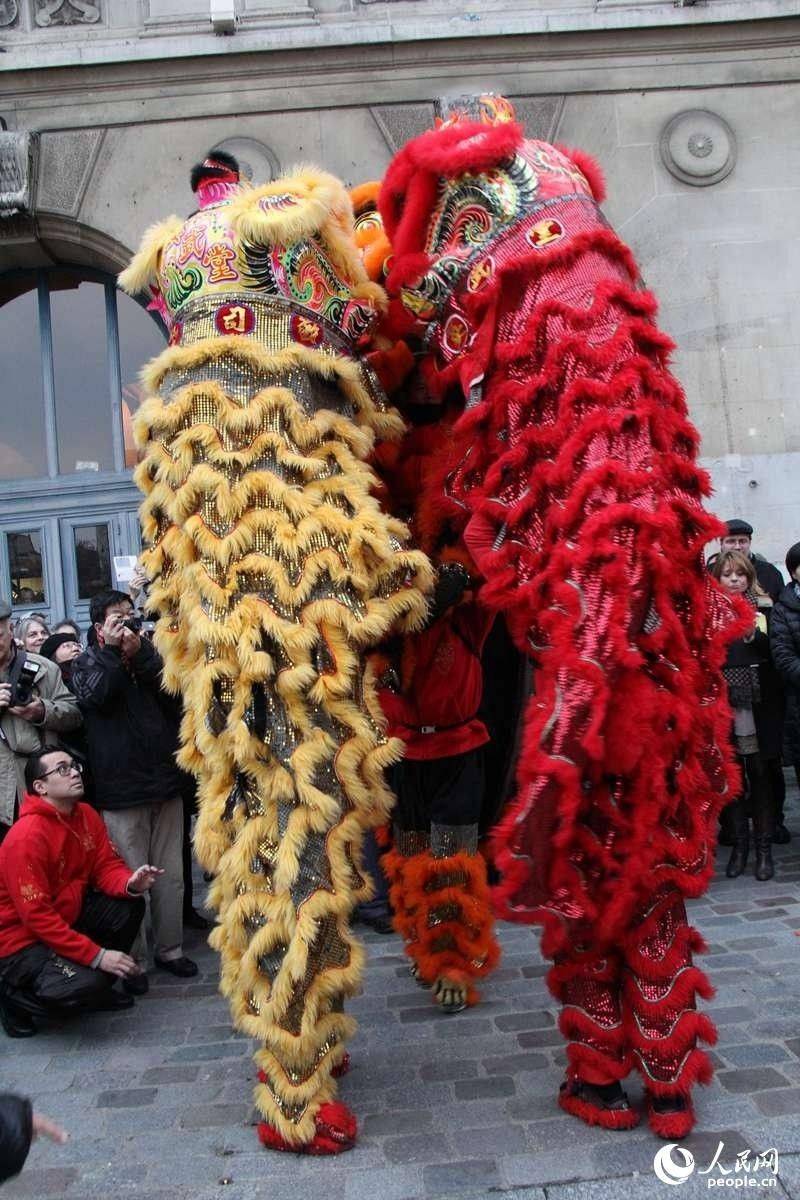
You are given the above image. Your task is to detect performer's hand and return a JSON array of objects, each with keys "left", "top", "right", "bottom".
[
  {"left": 100, "top": 949, "right": 142, "bottom": 978},
  {"left": 127, "top": 864, "right": 164, "bottom": 894},
  {"left": 32, "top": 1112, "right": 69, "bottom": 1145}
]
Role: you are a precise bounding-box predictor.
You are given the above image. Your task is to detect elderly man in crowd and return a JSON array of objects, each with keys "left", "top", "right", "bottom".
[
  {"left": 71, "top": 590, "right": 197, "bottom": 994},
  {"left": 0, "top": 600, "right": 81, "bottom": 843},
  {"left": 0, "top": 746, "right": 160, "bottom": 1038}
]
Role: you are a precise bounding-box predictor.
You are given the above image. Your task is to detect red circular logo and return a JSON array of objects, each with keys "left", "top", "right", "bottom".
[
  {"left": 442, "top": 313, "right": 472, "bottom": 357},
  {"left": 214, "top": 303, "right": 255, "bottom": 336},
  {"left": 290, "top": 312, "right": 323, "bottom": 347},
  {"left": 168, "top": 321, "right": 183, "bottom": 346}
]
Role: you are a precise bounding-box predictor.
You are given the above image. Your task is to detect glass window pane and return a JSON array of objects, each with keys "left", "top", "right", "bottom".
[
  {"left": 50, "top": 276, "right": 114, "bottom": 474},
  {"left": 0, "top": 286, "right": 48, "bottom": 479},
  {"left": 7, "top": 531, "right": 46, "bottom": 606},
  {"left": 117, "top": 290, "right": 165, "bottom": 468},
  {"left": 73, "top": 524, "right": 111, "bottom": 600}
]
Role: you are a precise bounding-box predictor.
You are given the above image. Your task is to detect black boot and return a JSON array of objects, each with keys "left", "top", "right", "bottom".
[
  {"left": 754, "top": 839, "right": 774, "bottom": 881},
  {"left": 0, "top": 994, "right": 37, "bottom": 1038},
  {"left": 725, "top": 796, "right": 749, "bottom": 878},
  {"left": 726, "top": 837, "right": 749, "bottom": 878},
  {"left": 751, "top": 758, "right": 775, "bottom": 882}
]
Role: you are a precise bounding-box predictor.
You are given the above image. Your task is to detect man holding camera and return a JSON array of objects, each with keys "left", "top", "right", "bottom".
[
  {"left": 0, "top": 601, "right": 82, "bottom": 844},
  {"left": 71, "top": 591, "right": 197, "bottom": 991}
]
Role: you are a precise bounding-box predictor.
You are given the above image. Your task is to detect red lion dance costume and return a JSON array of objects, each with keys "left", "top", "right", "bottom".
[{"left": 379, "top": 96, "right": 744, "bottom": 1137}]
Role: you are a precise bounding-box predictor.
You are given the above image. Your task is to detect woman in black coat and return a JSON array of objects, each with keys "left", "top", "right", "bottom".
[
  {"left": 770, "top": 542, "right": 800, "bottom": 781},
  {"left": 712, "top": 551, "right": 784, "bottom": 881}
]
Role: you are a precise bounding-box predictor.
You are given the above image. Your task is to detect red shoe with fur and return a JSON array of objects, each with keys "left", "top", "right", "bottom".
[
  {"left": 558, "top": 1077, "right": 640, "bottom": 1130},
  {"left": 256, "top": 1101, "right": 357, "bottom": 1155},
  {"left": 646, "top": 1093, "right": 695, "bottom": 1139}
]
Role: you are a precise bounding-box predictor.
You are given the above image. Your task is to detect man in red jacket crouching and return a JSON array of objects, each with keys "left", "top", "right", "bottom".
[{"left": 0, "top": 746, "right": 161, "bottom": 1038}]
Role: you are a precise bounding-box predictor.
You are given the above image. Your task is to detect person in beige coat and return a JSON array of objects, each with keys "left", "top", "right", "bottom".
[{"left": 0, "top": 602, "right": 81, "bottom": 839}]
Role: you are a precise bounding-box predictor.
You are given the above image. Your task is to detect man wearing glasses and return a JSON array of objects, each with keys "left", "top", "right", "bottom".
[{"left": 0, "top": 746, "right": 161, "bottom": 1037}]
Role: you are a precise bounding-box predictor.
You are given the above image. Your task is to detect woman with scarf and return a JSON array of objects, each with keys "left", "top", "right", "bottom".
[{"left": 712, "top": 551, "right": 783, "bottom": 881}]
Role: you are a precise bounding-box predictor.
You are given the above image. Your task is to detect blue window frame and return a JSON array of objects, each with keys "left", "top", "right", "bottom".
[{"left": 0, "top": 267, "right": 164, "bottom": 623}]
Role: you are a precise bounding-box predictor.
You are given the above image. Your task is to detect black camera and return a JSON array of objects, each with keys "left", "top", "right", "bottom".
[
  {"left": 12, "top": 660, "right": 40, "bottom": 707},
  {"left": 122, "top": 616, "right": 143, "bottom": 633}
]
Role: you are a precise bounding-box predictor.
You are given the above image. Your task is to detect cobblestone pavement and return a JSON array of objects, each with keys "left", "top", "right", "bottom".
[{"left": 5, "top": 790, "right": 800, "bottom": 1200}]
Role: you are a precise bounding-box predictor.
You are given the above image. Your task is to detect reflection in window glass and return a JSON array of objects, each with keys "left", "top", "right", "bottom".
[
  {"left": 0, "top": 289, "right": 48, "bottom": 479},
  {"left": 117, "top": 291, "right": 165, "bottom": 468},
  {"left": 73, "top": 524, "right": 111, "bottom": 599},
  {"left": 51, "top": 277, "right": 114, "bottom": 474},
  {"left": 7, "top": 531, "right": 46, "bottom": 606}
]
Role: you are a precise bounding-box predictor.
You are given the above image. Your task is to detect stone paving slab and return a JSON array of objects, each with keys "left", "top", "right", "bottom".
[{"left": 5, "top": 787, "right": 800, "bottom": 1199}]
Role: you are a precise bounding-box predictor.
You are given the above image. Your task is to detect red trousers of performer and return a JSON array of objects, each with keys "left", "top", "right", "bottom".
[{"left": 549, "top": 886, "right": 715, "bottom": 1100}]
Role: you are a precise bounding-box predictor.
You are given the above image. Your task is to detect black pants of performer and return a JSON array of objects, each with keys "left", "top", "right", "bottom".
[
  {"left": 0, "top": 891, "right": 144, "bottom": 1017},
  {"left": 394, "top": 747, "right": 485, "bottom": 834}
]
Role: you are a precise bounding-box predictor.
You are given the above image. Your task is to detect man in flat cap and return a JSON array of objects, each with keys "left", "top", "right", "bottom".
[{"left": 711, "top": 519, "right": 784, "bottom": 602}]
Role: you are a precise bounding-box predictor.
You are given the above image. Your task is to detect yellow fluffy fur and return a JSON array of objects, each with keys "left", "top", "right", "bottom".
[{"left": 132, "top": 286, "right": 432, "bottom": 1147}]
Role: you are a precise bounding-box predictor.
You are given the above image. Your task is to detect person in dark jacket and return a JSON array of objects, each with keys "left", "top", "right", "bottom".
[
  {"left": 71, "top": 590, "right": 197, "bottom": 993},
  {"left": 770, "top": 542, "right": 800, "bottom": 792},
  {"left": 0, "top": 1094, "right": 67, "bottom": 1183},
  {"left": 712, "top": 552, "right": 783, "bottom": 880},
  {"left": 710, "top": 520, "right": 789, "bottom": 842}
]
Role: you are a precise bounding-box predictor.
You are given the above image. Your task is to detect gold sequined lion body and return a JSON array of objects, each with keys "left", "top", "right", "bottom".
[{"left": 119, "top": 164, "right": 432, "bottom": 1150}]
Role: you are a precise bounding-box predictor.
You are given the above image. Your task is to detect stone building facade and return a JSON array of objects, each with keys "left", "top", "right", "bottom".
[{"left": 0, "top": 0, "right": 799, "bottom": 620}]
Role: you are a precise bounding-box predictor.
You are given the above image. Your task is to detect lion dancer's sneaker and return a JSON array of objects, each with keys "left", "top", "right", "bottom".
[
  {"left": 549, "top": 952, "right": 639, "bottom": 1131},
  {"left": 255, "top": 1041, "right": 358, "bottom": 1156},
  {"left": 623, "top": 887, "right": 716, "bottom": 1140}
]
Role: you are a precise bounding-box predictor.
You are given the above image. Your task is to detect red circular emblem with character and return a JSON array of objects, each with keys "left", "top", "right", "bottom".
[
  {"left": 526, "top": 219, "right": 564, "bottom": 249},
  {"left": 168, "top": 321, "right": 183, "bottom": 346},
  {"left": 214, "top": 303, "right": 255, "bottom": 336},
  {"left": 441, "top": 313, "right": 472, "bottom": 357},
  {"left": 290, "top": 312, "right": 324, "bottom": 348},
  {"left": 467, "top": 256, "right": 495, "bottom": 293}
]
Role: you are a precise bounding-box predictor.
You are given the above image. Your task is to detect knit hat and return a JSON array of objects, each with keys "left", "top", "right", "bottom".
[
  {"left": 725, "top": 519, "right": 753, "bottom": 537},
  {"left": 40, "top": 632, "right": 79, "bottom": 661},
  {"left": 786, "top": 542, "right": 800, "bottom": 578}
]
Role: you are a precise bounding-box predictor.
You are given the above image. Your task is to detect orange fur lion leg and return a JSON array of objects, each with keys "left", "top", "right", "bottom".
[{"left": 396, "top": 846, "right": 500, "bottom": 1010}]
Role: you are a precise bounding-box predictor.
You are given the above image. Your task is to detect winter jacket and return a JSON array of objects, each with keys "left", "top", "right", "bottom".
[
  {"left": 0, "top": 650, "right": 82, "bottom": 828},
  {"left": 70, "top": 639, "right": 184, "bottom": 811},
  {"left": 724, "top": 600, "right": 784, "bottom": 761},
  {"left": 379, "top": 603, "right": 494, "bottom": 760},
  {"left": 0, "top": 793, "right": 134, "bottom": 966},
  {"left": 770, "top": 582, "right": 800, "bottom": 766},
  {"left": 0, "top": 1093, "right": 32, "bottom": 1183}
]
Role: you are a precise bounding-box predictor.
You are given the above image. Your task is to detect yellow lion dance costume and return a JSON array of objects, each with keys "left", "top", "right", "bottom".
[{"left": 119, "top": 152, "right": 432, "bottom": 1154}]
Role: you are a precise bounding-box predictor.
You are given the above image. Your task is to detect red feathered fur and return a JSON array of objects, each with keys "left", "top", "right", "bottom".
[{"left": 380, "top": 118, "right": 749, "bottom": 1118}]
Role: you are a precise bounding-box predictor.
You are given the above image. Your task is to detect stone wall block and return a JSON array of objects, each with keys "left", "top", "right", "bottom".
[{"left": 36, "top": 128, "right": 104, "bottom": 217}]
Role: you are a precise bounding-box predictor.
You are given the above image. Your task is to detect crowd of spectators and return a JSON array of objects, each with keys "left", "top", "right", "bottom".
[
  {"left": 0, "top": 583, "right": 200, "bottom": 1043},
  {"left": 710, "top": 520, "right": 800, "bottom": 881}
]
